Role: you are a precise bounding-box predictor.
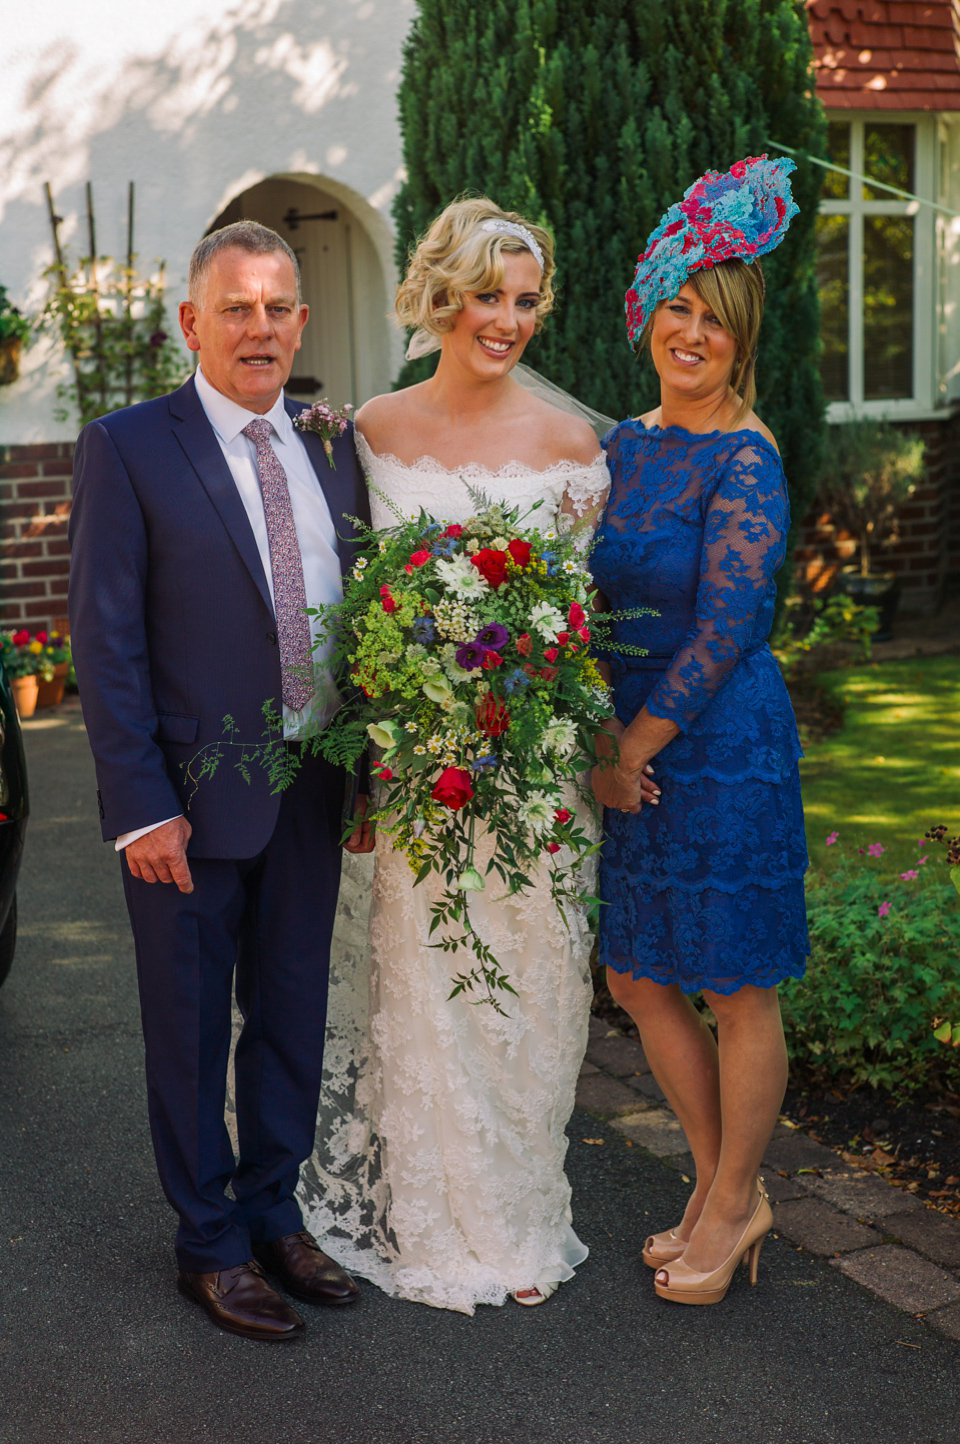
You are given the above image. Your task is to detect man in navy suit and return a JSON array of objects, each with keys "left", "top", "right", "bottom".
[{"left": 69, "top": 221, "right": 373, "bottom": 1341}]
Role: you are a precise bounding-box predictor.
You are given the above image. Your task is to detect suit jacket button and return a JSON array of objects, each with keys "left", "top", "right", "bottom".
[{"left": 265, "top": 631, "right": 277, "bottom": 645}]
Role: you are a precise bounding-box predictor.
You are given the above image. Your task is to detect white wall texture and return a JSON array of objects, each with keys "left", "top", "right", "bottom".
[{"left": 1, "top": 0, "right": 415, "bottom": 441}]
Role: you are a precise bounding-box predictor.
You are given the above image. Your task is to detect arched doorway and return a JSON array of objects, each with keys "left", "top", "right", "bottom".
[{"left": 211, "top": 176, "right": 393, "bottom": 409}]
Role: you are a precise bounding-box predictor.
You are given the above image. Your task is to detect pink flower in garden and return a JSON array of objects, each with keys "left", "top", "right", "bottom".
[
  {"left": 867, "top": 843, "right": 885, "bottom": 857},
  {"left": 918, "top": 856, "right": 929, "bottom": 866},
  {"left": 899, "top": 870, "right": 918, "bottom": 881},
  {"left": 826, "top": 832, "right": 839, "bottom": 846},
  {"left": 877, "top": 901, "right": 891, "bottom": 918}
]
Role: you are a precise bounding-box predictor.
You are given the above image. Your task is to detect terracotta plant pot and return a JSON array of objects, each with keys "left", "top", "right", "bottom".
[
  {"left": 0, "top": 336, "right": 23, "bottom": 386},
  {"left": 36, "top": 661, "right": 68, "bottom": 709},
  {"left": 10, "top": 674, "right": 38, "bottom": 719}
]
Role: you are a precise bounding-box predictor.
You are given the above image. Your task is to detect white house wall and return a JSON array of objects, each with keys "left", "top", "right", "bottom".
[{"left": 1, "top": 0, "right": 415, "bottom": 442}]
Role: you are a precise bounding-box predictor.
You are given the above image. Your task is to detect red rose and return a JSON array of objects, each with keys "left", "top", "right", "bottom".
[
  {"left": 578, "top": 627, "right": 590, "bottom": 642},
  {"left": 476, "top": 693, "right": 510, "bottom": 736},
  {"left": 568, "top": 602, "right": 585, "bottom": 629},
  {"left": 556, "top": 632, "right": 569, "bottom": 646},
  {"left": 35, "top": 631, "right": 48, "bottom": 645},
  {"left": 409, "top": 550, "right": 430, "bottom": 568},
  {"left": 555, "top": 808, "right": 572, "bottom": 824},
  {"left": 523, "top": 663, "right": 538, "bottom": 678},
  {"left": 374, "top": 765, "right": 393, "bottom": 781},
  {"left": 470, "top": 548, "right": 509, "bottom": 588},
  {"left": 481, "top": 650, "right": 503, "bottom": 670},
  {"left": 441, "top": 524, "right": 463, "bottom": 539},
  {"left": 380, "top": 584, "right": 397, "bottom": 614},
  {"left": 540, "top": 666, "right": 557, "bottom": 682},
  {"left": 516, "top": 633, "right": 532, "bottom": 657},
  {"left": 569, "top": 643, "right": 579, "bottom": 653},
  {"left": 507, "top": 539, "right": 532, "bottom": 567},
  {"left": 431, "top": 767, "right": 474, "bottom": 810},
  {"left": 543, "top": 647, "right": 559, "bottom": 663},
  {"left": 546, "top": 842, "right": 561, "bottom": 855}
]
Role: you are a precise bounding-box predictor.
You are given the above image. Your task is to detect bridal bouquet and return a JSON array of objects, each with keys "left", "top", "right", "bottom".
[{"left": 303, "top": 494, "right": 645, "bottom": 1009}]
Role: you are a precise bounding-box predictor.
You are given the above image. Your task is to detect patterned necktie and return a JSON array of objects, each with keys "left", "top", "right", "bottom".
[{"left": 242, "top": 418, "right": 314, "bottom": 712}]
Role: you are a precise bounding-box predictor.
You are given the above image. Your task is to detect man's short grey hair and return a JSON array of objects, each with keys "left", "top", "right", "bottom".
[{"left": 188, "top": 220, "right": 301, "bottom": 306}]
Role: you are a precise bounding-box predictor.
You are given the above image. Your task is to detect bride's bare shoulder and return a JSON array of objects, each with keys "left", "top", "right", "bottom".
[
  {"left": 355, "top": 386, "right": 429, "bottom": 453},
  {"left": 519, "top": 392, "right": 600, "bottom": 466}
]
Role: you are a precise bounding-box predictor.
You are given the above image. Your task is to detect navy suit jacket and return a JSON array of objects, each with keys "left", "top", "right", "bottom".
[{"left": 68, "top": 375, "right": 371, "bottom": 858}]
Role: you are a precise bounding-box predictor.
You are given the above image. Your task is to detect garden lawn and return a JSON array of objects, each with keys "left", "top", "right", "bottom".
[{"left": 800, "top": 653, "right": 960, "bottom": 876}]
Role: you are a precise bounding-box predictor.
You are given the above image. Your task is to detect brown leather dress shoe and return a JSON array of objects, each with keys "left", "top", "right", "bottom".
[
  {"left": 177, "top": 1260, "right": 305, "bottom": 1340},
  {"left": 253, "top": 1230, "right": 360, "bottom": 1306}
]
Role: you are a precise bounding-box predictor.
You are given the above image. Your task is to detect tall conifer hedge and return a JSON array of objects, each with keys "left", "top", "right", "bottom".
[{"left": 392, "top": 0, "right": 827, "bottom": 540}]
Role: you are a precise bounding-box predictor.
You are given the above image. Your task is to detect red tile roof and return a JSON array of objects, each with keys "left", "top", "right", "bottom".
[{"left": 807, "top": 0, "right": 960, "bottom": 109}]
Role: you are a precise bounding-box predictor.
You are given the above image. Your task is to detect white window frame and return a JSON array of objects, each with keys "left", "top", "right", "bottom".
[{"left": 819, "top": 112, "right": 938, "bottom": 422}]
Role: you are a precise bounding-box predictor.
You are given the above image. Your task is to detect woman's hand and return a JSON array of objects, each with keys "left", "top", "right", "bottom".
[{"left": 591, "top": 719, "right": 660, "bottom": 814}]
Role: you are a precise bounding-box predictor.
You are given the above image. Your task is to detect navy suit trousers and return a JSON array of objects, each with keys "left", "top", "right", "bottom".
[{"left": 121, "top": 751, "right": 345, "bottom": 1273}]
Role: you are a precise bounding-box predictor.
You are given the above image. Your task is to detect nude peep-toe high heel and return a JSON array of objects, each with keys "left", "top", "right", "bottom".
[
  {"left": 642, "top": 1175, "right": 767, "bottom": 1270},
  {"left": 653, "top": 1183, "right": 773, "bottom": 1306},
  {"left": 642, "top": 1229, "right": 687, "bottom": 1269}
]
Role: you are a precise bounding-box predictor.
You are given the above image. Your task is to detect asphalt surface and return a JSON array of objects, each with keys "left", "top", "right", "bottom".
[{"left": 1, "top": 709, "right": 958, "bottom": 1444}]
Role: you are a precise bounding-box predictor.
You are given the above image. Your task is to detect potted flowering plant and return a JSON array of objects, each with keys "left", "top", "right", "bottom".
[
  {"left": 818, "top": 419, "right": 926, "bottom": 641},
  {"left": 35, "top": 632, "right": 71, "bottom": 708},
  {"left": 0, "top": 286, "right": 31, "bottom": 386},
  {"left": 0, "top": 630, "right": 51, "bottom": 718}
]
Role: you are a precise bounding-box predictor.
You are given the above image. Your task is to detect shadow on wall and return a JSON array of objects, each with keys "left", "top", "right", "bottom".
[{"left": 0, "top": 0, "right": 410, "bottom": 432}]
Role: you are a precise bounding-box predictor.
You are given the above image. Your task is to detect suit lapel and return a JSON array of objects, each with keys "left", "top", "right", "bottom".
[{"left": 169, "top": 377, "right": 274, "bottom": 617}]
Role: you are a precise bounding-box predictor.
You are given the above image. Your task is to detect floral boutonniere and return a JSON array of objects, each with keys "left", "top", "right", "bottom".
[{"left": 293, "top": 399, "right": 353, "bottom": 469}]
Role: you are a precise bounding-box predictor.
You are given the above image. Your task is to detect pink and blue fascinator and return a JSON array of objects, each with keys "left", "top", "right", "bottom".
[{"left": 625, "top": 155, "right": 798, "bottom": 348}]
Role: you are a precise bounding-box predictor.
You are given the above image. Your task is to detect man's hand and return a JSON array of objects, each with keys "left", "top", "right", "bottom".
[
  {"left": 344, "top": 794, "right": 375, "bottom": 854},
  {"left": 125, "top": 816, "right": 194, "bottom": 892}
]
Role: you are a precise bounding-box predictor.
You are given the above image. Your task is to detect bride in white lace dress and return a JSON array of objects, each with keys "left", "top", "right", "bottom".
[{"left": 297, "top": 199, "right": 611, "bottom": 1315}]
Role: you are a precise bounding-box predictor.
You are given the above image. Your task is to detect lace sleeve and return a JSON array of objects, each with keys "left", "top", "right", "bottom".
[
  {"left": 645, "top": 442, "right": 788, "bottom": 730},
  {"left": 558, "top": 455, "right": 611, "bottom": 552}
]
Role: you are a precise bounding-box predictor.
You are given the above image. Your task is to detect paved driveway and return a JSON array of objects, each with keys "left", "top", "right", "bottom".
[{"left": 0, "top": 708, "right": 957, "bottom": 1444}]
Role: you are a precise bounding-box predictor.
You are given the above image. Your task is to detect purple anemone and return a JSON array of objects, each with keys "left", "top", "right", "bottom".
[
  {"left": 476, "top": 623, "right": 509, "bottom": 651},
  {"left": 455, "top": 641, "right": 485, "bottom": 670}
]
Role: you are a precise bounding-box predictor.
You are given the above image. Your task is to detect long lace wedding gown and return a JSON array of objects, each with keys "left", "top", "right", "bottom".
[{"left": 295, "top": 432, "right": 610, "bottom": 1315}]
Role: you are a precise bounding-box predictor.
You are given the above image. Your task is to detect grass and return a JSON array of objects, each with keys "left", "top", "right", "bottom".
[{"left": 800, "top": 653, "right": 960, "bottom": 877}]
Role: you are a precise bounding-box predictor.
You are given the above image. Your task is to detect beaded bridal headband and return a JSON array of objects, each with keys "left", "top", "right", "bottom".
[
  {"left": 624, "top": 155, "right": 798, "bottom": 348},
  {"left": 404, "top": 217, "right": 546, "bottom": 360}
]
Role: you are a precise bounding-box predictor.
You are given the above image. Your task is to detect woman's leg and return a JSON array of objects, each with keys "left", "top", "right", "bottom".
[
  {"left": 678, "top": 983, "right": 788, "bottom": 1273},
  {"left": 605, "top": 971, "right": 722, "bottom": 1238}
]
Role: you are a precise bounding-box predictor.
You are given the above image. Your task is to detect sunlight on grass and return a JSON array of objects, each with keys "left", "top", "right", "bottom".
[{"left": 800, "top": 655, "right": 960, "bottom": 876}]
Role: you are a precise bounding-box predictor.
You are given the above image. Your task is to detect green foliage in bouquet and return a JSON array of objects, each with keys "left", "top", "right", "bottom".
[
  {"left": 781, "top": 833, "right": 960, "bottom": 1092},
  {"left": 393, "top": 0, "right": 826, "bottom": 595}
]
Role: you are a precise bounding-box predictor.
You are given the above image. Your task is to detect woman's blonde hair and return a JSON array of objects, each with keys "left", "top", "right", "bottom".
[
  {"left": 395, "top": 197, "right": 555, "bottom": 340},
  {"left": 642, "top": 259, "right": 765, "bottom": 423}
]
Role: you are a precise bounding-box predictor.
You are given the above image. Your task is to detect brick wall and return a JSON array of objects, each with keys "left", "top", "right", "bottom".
[
  {"left": 0, "top": 443, "right": 74, "bottom": 634},
  {"left": 793, "top": 414, "right": 957, "bottom": 615}
]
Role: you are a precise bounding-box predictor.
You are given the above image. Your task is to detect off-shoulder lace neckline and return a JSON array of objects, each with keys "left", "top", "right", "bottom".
[{"left": 355, "top": 428, "right": 606, "bottom": 479}]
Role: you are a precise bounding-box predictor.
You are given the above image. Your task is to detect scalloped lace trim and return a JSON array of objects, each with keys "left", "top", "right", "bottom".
[{"left": 355, "top": 429, "right": 609, "bottom": 484}]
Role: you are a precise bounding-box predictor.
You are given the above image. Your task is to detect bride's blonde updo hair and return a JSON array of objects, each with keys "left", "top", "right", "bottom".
[{"left": 395, "top": 197, "right": 555, "bottom": 341}]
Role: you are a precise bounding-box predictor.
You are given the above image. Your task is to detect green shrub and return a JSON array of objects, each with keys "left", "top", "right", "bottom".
[{"left": 782, "top": 842, "right": 960, "bottom": 1092}]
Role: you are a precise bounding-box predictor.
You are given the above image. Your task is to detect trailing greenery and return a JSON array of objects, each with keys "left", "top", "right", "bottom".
[
  {"left": 41, "top": 253, "right": 186, "bottom": 428},
  {"left": 393, "top": 0, "right": 827, "bottom": 573},
  {"left": 781, "top": 842, "right": 960, "bottom": 1092}
]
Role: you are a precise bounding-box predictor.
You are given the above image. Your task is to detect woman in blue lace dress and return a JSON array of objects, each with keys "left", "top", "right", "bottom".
[{"left": 590, "top": 157, "right": 809, "bottom": 1307}]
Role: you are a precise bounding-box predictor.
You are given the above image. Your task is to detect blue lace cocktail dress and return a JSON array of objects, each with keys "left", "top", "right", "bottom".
[{"left": 591, "top": 419, "right": 809, "bottom": 995}]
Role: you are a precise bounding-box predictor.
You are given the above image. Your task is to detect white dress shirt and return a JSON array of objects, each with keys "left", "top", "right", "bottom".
[{"left": 116, "top": 367, "right": 345, "bottom": 850}]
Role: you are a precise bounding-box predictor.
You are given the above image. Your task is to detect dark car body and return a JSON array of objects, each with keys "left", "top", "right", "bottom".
[{"left": 0, "top": 659, "right": 28, "bottom": 985}]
